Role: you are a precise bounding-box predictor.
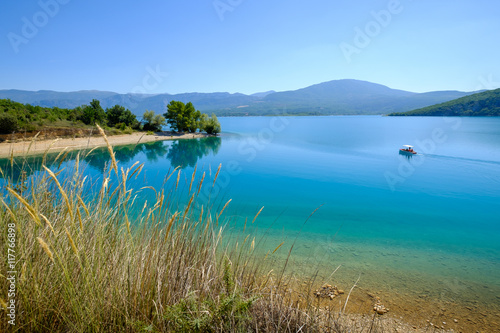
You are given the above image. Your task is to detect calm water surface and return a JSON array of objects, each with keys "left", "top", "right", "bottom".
[{"left": 4, "top": 116, "right": 500, "bottom": 306}]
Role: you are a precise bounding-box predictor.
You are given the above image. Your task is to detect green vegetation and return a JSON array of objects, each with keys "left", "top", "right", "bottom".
[
  {"left": 0, "top": 130, "right": 396, "bottom": 332},
  {"left": 0, "top": 98, "right": 76, "bottom": 134},
  {"left": 201, "top": 113, "right": 222, "bottom": 135},
  {"left": 0, "top": 98, "right": 139, "bottom": 135},
  {"left": 142, "top": 110, "right": 166, "bottom": 132},
  {"left": 78, "top": 99, "right": 107, "bottom": 125},
  {"left": 0, "top": 98, "right": 221, "bottom": 137},
  {"left": 0, "top": 113, "right": 19, "bottom": 134},
  {"left": 388, "top": 88, "right": 500, "bottom": 116},
  {"left": 105, "top": 104, "right": 138, "bottom": 129},
  {"left": 164, "top": 101, "right": 221, "bottom": 134}
]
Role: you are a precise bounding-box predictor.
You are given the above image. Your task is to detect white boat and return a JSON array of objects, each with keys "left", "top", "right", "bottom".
[{"left": 399, "top": 145, "right": 417, "bottom": 155}]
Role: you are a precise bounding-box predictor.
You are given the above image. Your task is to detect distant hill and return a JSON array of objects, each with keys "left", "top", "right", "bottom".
[
  {"left": 251, "top": 90, "right": 276, "bottom": 98},
  {"left": 388, "top": 88, "right": 500, "bottom": 116},
  {"left": 0, "top": 80, "right": 480, "bottom": 116}
]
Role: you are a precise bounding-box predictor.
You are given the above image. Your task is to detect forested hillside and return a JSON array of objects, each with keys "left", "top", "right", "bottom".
[{"left": 388, "top": 89, "right": 500, "bottom": 116}]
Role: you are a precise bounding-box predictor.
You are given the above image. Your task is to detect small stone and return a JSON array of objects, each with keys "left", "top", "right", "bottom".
[
  {"left": 338, "top": 290, "right": 345, "bottom": 294},
  {"left": 443, "top": 322, "right": 446, "bottom": 325},
  {"left": 329, "top": 295, "right": 334, "bottom": 300},
  {"left": 453, "top": 319, "right": 458, "bottom": 323}
]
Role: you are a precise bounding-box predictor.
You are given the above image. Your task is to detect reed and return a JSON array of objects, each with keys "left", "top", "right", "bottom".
[{"left": 0, "top": 133, "right": 393, "bottom": 332}]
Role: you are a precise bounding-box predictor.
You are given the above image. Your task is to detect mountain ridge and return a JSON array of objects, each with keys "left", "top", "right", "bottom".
[{"left": 0, "top": 79, "right": 480, "bottom": 116}]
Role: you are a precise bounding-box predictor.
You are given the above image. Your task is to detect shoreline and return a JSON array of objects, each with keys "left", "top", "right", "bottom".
[
  {"left": 0, "top": 131, "right": 210, "bottom": 158},
  {"left": 226, "top": 234, "right": 500, "bottom": 332}
]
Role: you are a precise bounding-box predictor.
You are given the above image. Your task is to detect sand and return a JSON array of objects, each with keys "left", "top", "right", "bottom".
[{"left": 0, "top": 131, "right": 209, "bottom": 158}]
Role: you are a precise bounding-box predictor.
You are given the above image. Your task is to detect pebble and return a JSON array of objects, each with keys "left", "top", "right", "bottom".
[
  {"left": 453, "top": 319, "right": 458, "bottom": 323},
  {"left": 313, "top": 284, "right": 344, "bottom": 300}
]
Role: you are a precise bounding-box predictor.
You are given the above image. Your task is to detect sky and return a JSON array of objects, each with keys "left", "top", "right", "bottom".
[{"left": 1, "top": 0, "right": 499, "bottom": 95}]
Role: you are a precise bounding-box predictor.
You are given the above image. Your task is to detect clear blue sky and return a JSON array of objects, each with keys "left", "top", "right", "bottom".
[{"left": 1, "top": 0, "right": 499, "bottom": 94}]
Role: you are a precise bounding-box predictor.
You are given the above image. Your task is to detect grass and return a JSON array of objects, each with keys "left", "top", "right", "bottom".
[{"left": 0, "top": 127, "right": 400, "bottom": 332}]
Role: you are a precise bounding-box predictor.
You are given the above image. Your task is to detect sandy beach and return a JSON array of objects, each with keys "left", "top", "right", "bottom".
[{"left": 0, "top": 131, "right": 209, "bottom": 158}]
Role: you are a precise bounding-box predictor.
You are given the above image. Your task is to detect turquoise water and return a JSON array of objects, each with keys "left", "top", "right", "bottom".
[
  {"left": 2, "top": 115, "right": 500, "bottom": 307},
  {"left": 212, "top": 116, "right": 500, "bottom": 303}
]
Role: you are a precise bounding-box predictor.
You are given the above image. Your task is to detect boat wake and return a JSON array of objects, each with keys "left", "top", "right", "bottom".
[{"left": 422, "top": 154, "right": 500, "bottom": 166}]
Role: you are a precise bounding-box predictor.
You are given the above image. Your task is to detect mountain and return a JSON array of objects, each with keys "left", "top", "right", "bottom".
[
  {"left": 0, "top": 89, "right": 118, "bottom": 109},
  {"left": 388, "top": 88, "right": 500, "bottom": 116},
  {"left": 0, "top": 80, "right": 480, "bottom": 116},
  {"left": 251, "top": 90, "right": 276, "bottom": 98}
]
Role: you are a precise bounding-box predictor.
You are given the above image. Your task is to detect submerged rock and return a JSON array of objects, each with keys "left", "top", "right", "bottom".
[{"left": 313, "top": 284, "right": 345, "bottom": 300}]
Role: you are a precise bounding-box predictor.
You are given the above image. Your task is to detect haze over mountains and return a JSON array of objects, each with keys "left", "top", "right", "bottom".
[{"left": 0, "top": 80, "right": 481, "bottom": 116}]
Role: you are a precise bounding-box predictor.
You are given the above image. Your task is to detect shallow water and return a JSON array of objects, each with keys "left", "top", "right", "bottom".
[{"left": 3, "top": 115, "right": 500, "bottom": 310}]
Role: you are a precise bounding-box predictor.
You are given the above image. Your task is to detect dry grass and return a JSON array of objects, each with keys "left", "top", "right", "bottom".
[{"left": 0, "top": 131, "right": 401, "bottom": 332}]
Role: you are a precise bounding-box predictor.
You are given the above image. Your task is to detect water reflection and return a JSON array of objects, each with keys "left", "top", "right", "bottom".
[
  {"left": 0, "top": 137, "right": 222, "bottom": 183},
  {"left": 167, "top": 137, "right": 221, "bottom": 169},
  {"left": 398, "top": 150, "right": 415, "bottom": 160}
]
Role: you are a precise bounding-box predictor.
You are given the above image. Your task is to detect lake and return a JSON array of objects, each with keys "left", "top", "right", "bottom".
[{"left": 2, "top": 115, "right": 500, "bottom": 315}]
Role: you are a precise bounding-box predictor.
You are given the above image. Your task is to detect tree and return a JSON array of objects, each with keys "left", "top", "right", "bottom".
[
  {"left": 79, "top": 99, "right": 106, "bottom": 125},
  {"left": 142, "top": 110, "right": 165, "bottom": 132},
  {"left": 187, "top": 110, "right": 202, "bottom": 133},
  {"left": 0, "top": 113, "right": 18, "bottom": 134},
  {"left": 106, "top": 105, "right": 137, "bottom": 128},
  {"left": 164, "top": 101, "right": 201, "bottom": 132},
  {"left": 202, "top": 113, "right": 221, "bottom": 135}
]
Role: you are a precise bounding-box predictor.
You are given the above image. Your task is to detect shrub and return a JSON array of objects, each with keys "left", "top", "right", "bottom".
[
  {"left": 0, "top": 113, "right": 19, "bottom": 134},
  {"left": 123, "top": 126, "right": 133, "bottom": 135},
  {"left": 202, "top": 113, "right": 221, "bottom": 135},
  {"left": 115, "top": 122, "right": 126, "bottom": 130}
]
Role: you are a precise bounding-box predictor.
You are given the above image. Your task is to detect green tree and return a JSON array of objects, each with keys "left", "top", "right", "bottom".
[
  {"left": 106, "top": 105, "right": 137, "bottom": 128},
  {"left": 0, "top": 113, "right": 19, "bottom": 134},
  {"left": 79, "top": 99, "right": 106, "bottom": 125},
  {"left": 187, "top": 110, "right": 202, "bottom": 133},
  {"left": 164, "top": 101, "right": 202, "bottom": 132},
  {"left": 202, "top": 113, "right": 221, "bottom": 135},
  {"left": 142, "top": 110, "right": 165, "bottom": 132}
]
